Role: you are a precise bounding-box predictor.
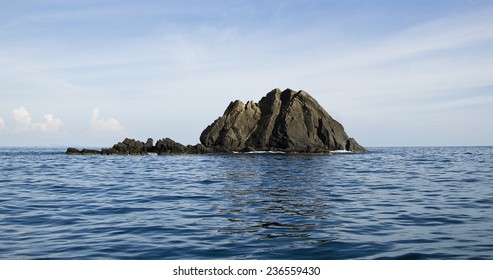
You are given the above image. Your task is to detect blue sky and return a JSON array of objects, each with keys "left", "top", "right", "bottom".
[{"left": 1, "top": 0, "right": 492, "bottom": 147}]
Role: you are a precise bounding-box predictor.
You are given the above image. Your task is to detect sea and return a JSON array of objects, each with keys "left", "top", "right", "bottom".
[{"left": 0, "top": 146, "right": 492, "bottom": 260}]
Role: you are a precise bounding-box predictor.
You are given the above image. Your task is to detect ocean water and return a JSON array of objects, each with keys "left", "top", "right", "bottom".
[{"left": 0, "top": 146, "right": 492, "bottom": 260}]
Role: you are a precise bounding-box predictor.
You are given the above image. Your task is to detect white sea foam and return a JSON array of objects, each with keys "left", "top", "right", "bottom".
[
  {"left": 233, "top": 150, "right": 286, "bottom": 154},
  {"left": 331, "top": 150, "right": 353, "bottom": 154},
  {"left": 246, "top": 150, "right": 286, "bottom": 154}
]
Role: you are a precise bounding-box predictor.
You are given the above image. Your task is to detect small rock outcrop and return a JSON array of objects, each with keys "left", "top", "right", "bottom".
[
  {"left": 200, "top": 88, "right": 366, "bottom": 153},
  {"left": 66, "top": 88, "right": 366, "bottom": 155},
  {"left": 66, "top": 138, "right": 216, "bottom": 155}
]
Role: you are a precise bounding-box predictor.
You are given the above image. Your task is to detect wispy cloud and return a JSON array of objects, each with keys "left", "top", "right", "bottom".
[
  {"left": 1, "top": 1, "right": 492, "bottom": 146},
  {"left": 0, "top": 116, "right": 5, "bottom": 130},
  {"left": 12, "top": 106, "right": 63, "bottom": 133},
  {"left": 91, "top": 107, "right": 122, "bottom": 132}
]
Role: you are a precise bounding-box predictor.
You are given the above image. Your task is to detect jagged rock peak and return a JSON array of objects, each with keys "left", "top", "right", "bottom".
[{"left": 200, "top": 88, "right": 366, "bottom": 153}]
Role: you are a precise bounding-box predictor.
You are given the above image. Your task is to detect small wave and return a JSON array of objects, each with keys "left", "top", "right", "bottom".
[
  {"left": 379, "top": 252, "right": 457, "bottom": 260},
  {"left": 1, "top": 146, "right": 491, "bottom": 260}
]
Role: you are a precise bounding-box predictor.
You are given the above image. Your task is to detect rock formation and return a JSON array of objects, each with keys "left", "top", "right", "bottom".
[
  {"left": 66, "top": 88, "right": 366, "bottom": 155},
  {"left": 200, "top": 88, "right": 366, "bottom": 153},
  {"left": 67, "top": 137, "right": 215, "bottom": 155}
]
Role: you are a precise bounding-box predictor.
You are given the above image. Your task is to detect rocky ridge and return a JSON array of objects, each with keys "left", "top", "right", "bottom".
[
  {"left": 66, "top": 138, "right": 218, "bottom": 155},
  {"left": 67, "top": 88, "right": 366, "bottom": 155}
]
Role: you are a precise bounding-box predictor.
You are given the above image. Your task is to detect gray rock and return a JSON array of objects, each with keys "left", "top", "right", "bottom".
[
  {"left": 154, "top": 138, "right": 187, "bottom": 154},
  {"left": 200, "top": 88, "right": 366, "bottom": 153},
  {"left": 145, "top": 138, "right": 154, "bottom": 149},
  {"left": 108, "top": 138, "right": 151, "bottom": 155},
  {"left": 186, "top": 144, "right": 216, "bottom": 154},
  {"left": 81, "top": 149, "right": 101, "bottom": 155},
  {"left": 66, "top": 147, "right": 81, "bottom": 154},
  {"left": 65, "top": 148, "right": 102, "bottom": 155},
  {"left": 66, "top": 88, "right": 366, "bottom": 155},
  {"left": 101, "top": 148, "right": 118, "bottom": 155}
]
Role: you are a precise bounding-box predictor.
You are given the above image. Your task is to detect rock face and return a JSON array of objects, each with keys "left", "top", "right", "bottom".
[
  {"left": 66, "top": 88, "right": 366, "bottom": 155},
  {"left": 200, "top": 88, "right": 366, "bottom": 153}
]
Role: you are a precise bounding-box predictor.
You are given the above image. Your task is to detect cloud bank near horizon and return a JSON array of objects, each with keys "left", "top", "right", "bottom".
[
  {"left": 91, "top": 107, "right": 122, "bottom": 133},
  {"left": 12, "top": 106, "right": 63, "bottom": 133},
  {"left": 0, "top": 106, "right": 124, "bottom": 146}
]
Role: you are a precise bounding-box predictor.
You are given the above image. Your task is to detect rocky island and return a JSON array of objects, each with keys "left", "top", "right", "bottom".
[{"left": 67, "top": 88, "right": 366, "bottom": 155}]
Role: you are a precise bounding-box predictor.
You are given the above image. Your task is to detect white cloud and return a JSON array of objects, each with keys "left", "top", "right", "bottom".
[
  {"left": 35, "top": 113, "right": 64, "bottom": 132},
  {"left": 12, "top": 106, "right": 63, "bottom": 133},
  {"left": 13, "top": 106, "right": 33, "bottom": 132},
  {"left": 0, "top": 117, "right": 5, "bottom": 130},
  {"left": 91, "top": 107, "right": 122, "bottom": 132}
]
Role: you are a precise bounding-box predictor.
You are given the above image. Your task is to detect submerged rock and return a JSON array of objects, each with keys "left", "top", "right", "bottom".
[
  {"left": 66, "top": 88, "right": 366, "bottom": 155},
  {"left": 200, "top": 88, "right": 366, "bottom": 153},
  {"left": 66, "top": 148, "right": 101, "bottom": 155}
]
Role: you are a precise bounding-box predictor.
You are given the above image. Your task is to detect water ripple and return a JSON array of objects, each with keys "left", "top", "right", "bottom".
[{"left": 0, "top": 147, "right": 492, "bottom": 259}]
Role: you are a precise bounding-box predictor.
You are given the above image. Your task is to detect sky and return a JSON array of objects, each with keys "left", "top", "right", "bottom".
[{"left": 1, "top": 0, "right": 492, "bottom": 147}]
